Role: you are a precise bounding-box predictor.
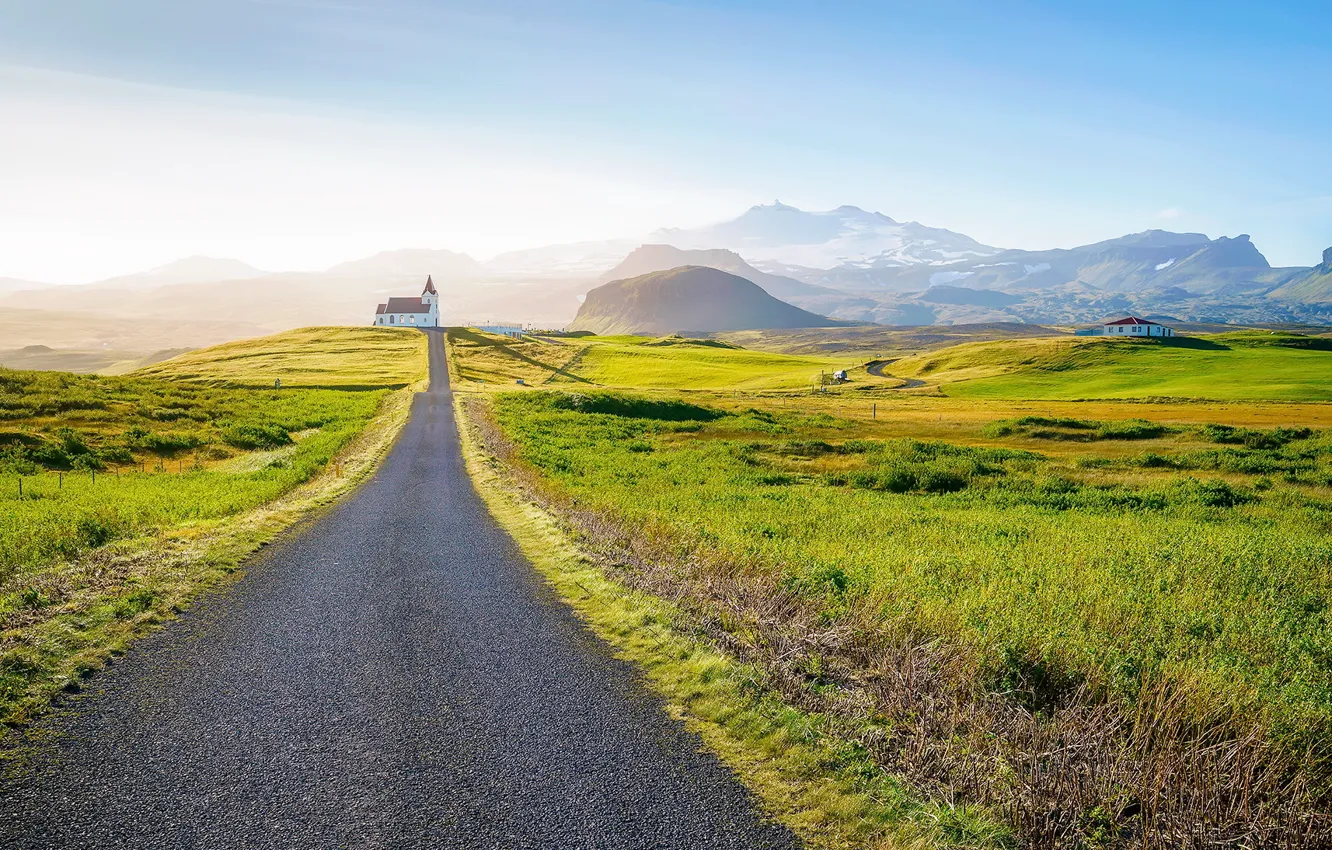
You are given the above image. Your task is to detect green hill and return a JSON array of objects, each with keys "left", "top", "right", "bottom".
[
  {"left": 894, "top": 331, "right": 1332, "bottom": 400},
  {"left": 569, "top": 266, "right": 837, "bottom": 335}
]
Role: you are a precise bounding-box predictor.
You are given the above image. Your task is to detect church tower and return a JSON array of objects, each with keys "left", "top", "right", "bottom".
[{"left": 421, "top": 275, "right": 440, "bottom": 327}]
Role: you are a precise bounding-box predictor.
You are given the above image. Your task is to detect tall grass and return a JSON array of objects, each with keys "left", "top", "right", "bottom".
[
  {"left": 485, "top": 389, "right": 1332, "bottom": 846},
  {"left": 0, "top": 364, "right": 390, "bottom": 582}
]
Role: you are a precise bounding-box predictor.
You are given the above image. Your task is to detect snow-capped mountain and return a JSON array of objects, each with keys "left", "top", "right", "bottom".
[
  {"left": 649, "top": 202, "right": 1001, "bottom": 270},
  {"left": 479, "top": 202, "right": 1000, "bottom": 278}
]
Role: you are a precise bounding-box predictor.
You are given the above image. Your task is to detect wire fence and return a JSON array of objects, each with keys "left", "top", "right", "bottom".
[{"left": 5, "top": 458, "right": 204, "bottom": 499}]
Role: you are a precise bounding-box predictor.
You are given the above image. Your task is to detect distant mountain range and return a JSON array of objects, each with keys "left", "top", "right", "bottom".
[
  {"left": 482, "top": 203, "right": 1332, "bottom": 325},
  {"left": 3, "top": 203, "right": 1329, "bottom": 362}
]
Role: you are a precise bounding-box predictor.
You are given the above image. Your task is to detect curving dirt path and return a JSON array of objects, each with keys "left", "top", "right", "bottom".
[
  {"left": 0, "top": 330, "right": 796, "bottom": 850},
  {"left": 866, "top": 360, "right": 926, "bottom": 389}
]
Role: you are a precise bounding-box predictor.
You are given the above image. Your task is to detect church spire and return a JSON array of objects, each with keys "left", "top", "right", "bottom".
[{"left": 422, "top": 275, "right": 438, "bottom": 296}]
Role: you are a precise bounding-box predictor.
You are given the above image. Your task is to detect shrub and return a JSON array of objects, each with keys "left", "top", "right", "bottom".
[
  {"left": 1201, "top": 424, "right": 1315, "bottom": 450},
  {"left": 1171, "top": 478, "right": 1253, "bottom": 508},
  {"left": 543, "top": 391, "right": 722, "bottom": 422},
  {"left": 1094, "top": 419, "right": 1169, "bottom": 440},
  {"left": 221, "top": 422, "right": 292, "bottom": 450},
  {"left": 124, "top": 427, "right": 206, "bottom": 453}
]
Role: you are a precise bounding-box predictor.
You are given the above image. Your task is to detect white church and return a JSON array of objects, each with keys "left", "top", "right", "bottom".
[{"left": 373, "top": 276, "right": 440, "bottom": 327}]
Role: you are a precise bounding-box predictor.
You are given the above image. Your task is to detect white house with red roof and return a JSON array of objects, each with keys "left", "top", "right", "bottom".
[
  {"left": 374, "top": 276, "right": 440, "bottom": 328},
  {"left": 1076, "top": 316, "right": 1176, "bottom": 338}
]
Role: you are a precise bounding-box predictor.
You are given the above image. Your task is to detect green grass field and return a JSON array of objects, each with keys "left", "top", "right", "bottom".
[
  {"left": 459, "top": 326, "right": 1332, "bottom": 847},
  {"left": 449, "top": 329, "right": 848, "bottom": 392},
  {"left": 1, "top": 326, "right": 425, "bottom": 731},
  {"left": 136, "top": 326, "right": 427, "bottom": 388},
  {"left": 895, "top": 332, "right": 1332, "bottom": 401}
]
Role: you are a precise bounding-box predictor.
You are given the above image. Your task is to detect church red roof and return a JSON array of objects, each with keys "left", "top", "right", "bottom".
[{"left": 422, "top": 275, "right": 437, "bottom": 296}]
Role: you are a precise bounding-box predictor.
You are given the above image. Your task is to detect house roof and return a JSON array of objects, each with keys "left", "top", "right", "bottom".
[
  {"left": 422, "top": 275, "right": 437, "bottom": 296},
  {"left": 383, "top": 296, "right": 432, "bottom": 314},
  {"left": 1104, "top": 316, "right": 1160, "bottom": 326}
]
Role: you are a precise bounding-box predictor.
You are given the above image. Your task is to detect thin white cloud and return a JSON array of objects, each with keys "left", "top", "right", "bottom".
[
  {"left": 0, "top": 65, "right": 748, "bottom": 283},
  {"left": 1154, "top": 207, "right": 1182, "bottom": 220}
]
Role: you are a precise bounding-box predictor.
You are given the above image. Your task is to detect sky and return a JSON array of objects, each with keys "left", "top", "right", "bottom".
[{"left": 1, "top": 0, "right": 1329, "bottom": 283}]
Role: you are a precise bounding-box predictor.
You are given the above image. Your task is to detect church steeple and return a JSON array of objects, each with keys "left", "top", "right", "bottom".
[{"left": 422, "top": 275, "right": 438, "bottom": 296}]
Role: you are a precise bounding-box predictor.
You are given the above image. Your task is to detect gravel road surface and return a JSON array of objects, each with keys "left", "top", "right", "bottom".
[{"left": 0, "top": 331, "right": 797, "bottom": 850}]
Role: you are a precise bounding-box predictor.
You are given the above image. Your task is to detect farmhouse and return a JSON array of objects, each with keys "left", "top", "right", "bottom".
[
  {"left": 473, "top": 323, "right": 524, "bottom": 339},
  {"left": 1076, "top": 316, "right": 1176, "bottom": 338},
  {"left": 373, "top": 276, "right": 439, "bottom": 328}
]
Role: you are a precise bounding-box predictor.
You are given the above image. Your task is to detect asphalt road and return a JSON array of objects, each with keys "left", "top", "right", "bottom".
[{"left": 0, "top": 330, "right": 796, "bottom": 850}]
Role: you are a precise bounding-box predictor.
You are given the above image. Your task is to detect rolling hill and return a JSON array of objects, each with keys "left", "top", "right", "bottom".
[
  {"left": 600, "top": 244, "right": 831, "bottom": 299},
  {"left": 891, "top": 331, "right": 1332, "bottom": 401},
  {"left": 569, "top": 266, "right": 838, "bottom": 335}
]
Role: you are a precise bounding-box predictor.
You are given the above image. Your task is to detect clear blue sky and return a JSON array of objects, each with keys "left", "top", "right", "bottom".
[{"left": 1, "top": 0, "right": 1329, "bottom": 280}]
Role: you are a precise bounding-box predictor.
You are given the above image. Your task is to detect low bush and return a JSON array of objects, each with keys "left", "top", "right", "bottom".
[
  {"left": 220, "top": 422, "right": 291, "bottom": 450},
  {"left": 985, "top": 415, "right": 1170, "bottom": 441},
  {"left": 543, "top": 391, "right": 722, "bottom": 422}
]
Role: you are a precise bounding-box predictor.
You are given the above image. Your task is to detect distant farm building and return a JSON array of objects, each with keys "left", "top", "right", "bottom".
[
  {"left": 374, "top": 276, "right": 439, "bottom": 328},
  {"left": 473, "top": 323, "right": 524, "bottom": 339},
  {"left": 1075, "top": 316, "right": 1176, "bottom": 338}
]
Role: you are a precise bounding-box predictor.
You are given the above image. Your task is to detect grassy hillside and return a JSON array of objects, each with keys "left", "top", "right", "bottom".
[
  {"left": 716, "top": 322, "right": 1063, "bottom": 355},
  {"left": 455, "top": 326, "right": 1332, "bottom": 847},
  {"left": 570, "top": 266, "right": 835, "bottom": 335},
  {"left": 893, "top": 332, "right": 1332, "bottom": 401},
  {"left": 1271, "top": 268, "right": 1332, "bottom": 303},
  {"left": 0, "top": 326, "right": 426, "bottom": 733},
  {"left": 136, "top": 326, "right": 426, "bottom": 387}
]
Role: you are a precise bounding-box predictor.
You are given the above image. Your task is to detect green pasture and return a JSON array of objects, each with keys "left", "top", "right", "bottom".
[
  {"left": 899, "top": 332, "right": 1332, "bottom": 401},
  {"left": 491, "top": 390, "right": 1332, "bottom": 760},
  {"left": 0, "top": 327, "right": 424, "bottom": 586},
  {"left": 449, "top": 330, "right": 848, "bottom": 392},
  {"left": 136, "top": 326, "right": 427, "bottom": 388},
  {"left": 568, "top": 336, "right": 843, "bottom": 391}
]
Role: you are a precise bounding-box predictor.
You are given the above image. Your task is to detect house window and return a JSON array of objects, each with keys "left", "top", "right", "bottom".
[
  {"left": 409, "top": 315, "right": 415, "bottom": 324},
  {"left": 389, "top": 315, "right": 395, "bottom": 324}
]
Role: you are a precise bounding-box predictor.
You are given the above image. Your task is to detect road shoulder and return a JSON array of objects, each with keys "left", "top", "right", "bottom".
[{"left": 453, "top": 390, "right": 986, "bottom": 850}]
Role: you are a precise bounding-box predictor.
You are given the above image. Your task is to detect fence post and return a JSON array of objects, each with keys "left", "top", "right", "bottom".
[
  {"left": 872, "top": 403, "right": 876, "bottom": 420},
  {"left": 91, "top": 469, "right": 96, "bottom": 484},
  {"left": 59, "top": 472, "right": 63, "bottom": 489}
]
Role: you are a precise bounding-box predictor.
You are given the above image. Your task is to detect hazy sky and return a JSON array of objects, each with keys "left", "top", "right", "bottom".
[{"left": 2, "top": 0, "right": 1329, "bottom": 283}]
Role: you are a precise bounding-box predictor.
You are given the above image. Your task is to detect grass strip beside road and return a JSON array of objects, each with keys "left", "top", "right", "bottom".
[
  {"left": 1, "top": 371, "right": 423, "bottom": 753},
  {"left": 453, "top": 392, "right": 1010, "bottom": 850}
]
